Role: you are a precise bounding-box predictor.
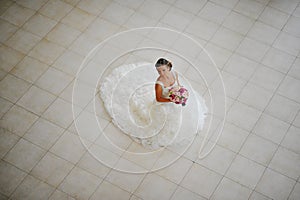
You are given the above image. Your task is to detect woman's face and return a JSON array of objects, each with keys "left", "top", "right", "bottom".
[{"left": 156, "top": 65, "right": 170, "bottom": 76}]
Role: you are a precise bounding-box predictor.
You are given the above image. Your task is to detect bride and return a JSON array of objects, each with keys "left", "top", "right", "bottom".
[{"left": 99, "top": 58, "right": 207, "bottom": 150}]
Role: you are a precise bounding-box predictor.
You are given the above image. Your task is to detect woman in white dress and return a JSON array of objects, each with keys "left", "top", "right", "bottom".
[
  {"left": 99, "top": 58, "right": 207, "bottom": 150},
  {"left": 154, "top": 58, "right": 179, "bottom": 103}
]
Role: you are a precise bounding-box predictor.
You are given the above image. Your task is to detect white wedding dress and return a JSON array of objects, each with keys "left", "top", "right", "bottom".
[{"left": 99, "top": 62, "right": 207, "bottom": 150}]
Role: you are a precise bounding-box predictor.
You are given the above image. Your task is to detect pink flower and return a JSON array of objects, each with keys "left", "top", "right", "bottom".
[{"left": 168, "top": 86, "right": 189, "bottom": 106}]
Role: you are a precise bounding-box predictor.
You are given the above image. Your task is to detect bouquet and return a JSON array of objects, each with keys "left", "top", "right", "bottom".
[{"left": 169, "top": 85, "right": 189, "bottom": 106}]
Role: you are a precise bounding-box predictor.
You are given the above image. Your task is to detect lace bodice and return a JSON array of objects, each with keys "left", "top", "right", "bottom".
[{"left": 155, "top": 70, "right": 177, "bottom": 98}]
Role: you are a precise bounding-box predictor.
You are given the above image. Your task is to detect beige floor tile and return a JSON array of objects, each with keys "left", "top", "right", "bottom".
[
  {"left": 0, "top": 97, "right": 13, "bottom": 118},
  {"left": 258, "top": 6, "right": 289, "bottom": 29},
  {"left": 130, "top": 195, "right": 143, "bottom": 200},
  {"left": 90, "top": 180, "right": 131, "bottom": 200},
  {"left": 269, "top": 146, "right": 300, "bottom": 180},
  {"left": 68, "top": 33, "right": 100, "bottom": 56},
  {"left": 88, "top": 144, "right": 121, "bottom": 168},
  {"left": 240, "top": 134, "right": 278, "bottom": 166},
  {"left": 210, "top": 0, "right": 238, "bottom": 9},
  {"left": 4, "top": 138, "right": 46, "bottom": 172},
  {"left": 135, "top": 173, "right": 177, "bottom": 200},
  {"left": 28, "top": 39, "right": 66, "bottom": 65},
  {"left": 16, "top": 0, "right": 48, "bottom": 11},
  {"left": 123, "top": 11, "right": 158, "bottom": 29},
  {"left": 211, "top": 26, "right": 244, "bottom": 51},
  {"left": 5, "top": 28, "right": 41, "bottom": 54},
  {"left": 199, "top": 2, "right": 231, "bottom": 24},
  {"left": 61, "top": 7, "right": 95, "bottom": 31},
  {"left": 289, "top": 182, "right": 300, "bottom": 200},
  {"left": 249, "top": 191, "right": 272, "bottom": 200},
  {"left": 265, "top": 94, "right": 300, "bottom": 123},
  {"left": 253, "top": 114, "right": 289, "bottom": 144},
  {"left": 11, "top": 56, "right": 49, "bottom": 83},
  {"left": 0, "top": 161, "right": 27, "bottom": 196},
  {"left": 106, "top": 158, "right": 145, "bottom": 193},
  {"left": 59, "top": 166, "right": 102, "bottom": 199},
  {"left": 247, "top": 21, "right": 280, "bottom": 45},
  {"left": 1, "top": 3, "right": 35, "bottom": 26},
  {"left": 256, "top": 168, "right": 295, "bottom": 200},
  {"left": 293, "top": 5, "right": 300, "bottom": 17},
  {"left": 49, "top": 189, "right": 75, "bottom": 200},
  {"left": 217, "top": 122, "right": 249, "bottom": 153},
  {"left": 273, "top": 32, "right": 300, "bottom": 56},
  {"left": 236, "top": 37, "right": 270, "bottom": 62},
  {"left": 262, "top": 47, "right": 296, "bottom": 74},
  {"left": 181, "top": 163, "right": 222, "bottom": 198},
  {"left": 226, "top": 101, "right": 261, "bottom": 131},
  {"left": 77, "top": 151, "right": 111, "bottom": 179},
  {"left": 46, "top": 23, "right": 81, "bottom": 48},
  {"left": 99, "top": 122, "right": 133, "bottom": 150},
  {"left": 42, "top": 98, "right": 78, "bottom": 128},
  {"left": 17, "top": 85, "right": 56, "bottom": 115},
  {"left": 114, "top": 0, "right": 145, "bottom": 10},
  {"left": 226, "top": 155, "right": 265, "bottom": 189},
  {"left": 0, "top": 44, "right": 25, "bottom": 72},
  {"left": 211, "top": 177, "right": 252, "bottom": 200},
  {"left": 185, "top": 17, "right": 219, "bottom": 41},
  {"left": 0, "top": 105, "right": 38, "bottom": 136},
  {"left": 278, "top": 76, "right": 300, "bottom": 103},
  {"left": 222, "top": 11, "right": 254, "bottom": 35},
  {"left": 197, "top": 144, "right": 236, "bottom": 175},
  {"left": 24, "top": 118, "right": 64, "bottom": 150},
  {"left": 161, "top": 6, "right": 194, "bottom": 31},
  {"left": 100, "top": 2, "right": 135, "bottom": 26},
  {"left": 10, "top": 175, "right": 55, "bottom": 200},
  {"left": 62, "top": 0, "right": 80, "bottom": 6},
  {"left": 220, "top": 71, "right": 247, "bottom": 99},
  {"left": 77, "top": 0, "right": 110, "bottom": 15},
  {"left": 23, "top": 13, "right": 57, "bottom": 37},
  {"left": 137, "top": 0, "right": 170, "bottom": 21},
  {"left": 0, "top": 69, "right": 7, "bottom": 81},
  {"left": 155, "top": 151, "right": 193, "bottom": 184},
  {"left": 174, "top": 0, "right": 205, "bottom": 14},
  {"left": 35, "top": 67, "right": 73, "bottom": 95},
  {"left": 293, "top": 111, "right": 300, "bottom": 128},
  {"left": 52, "top": 50, "right": 82, "bottom": 76},
  {"left": 39, "top": 0, "right": 73, "bottom": 21},
  {"left": 0, "top": 129, "right": 19, "bottom": 159},
  {"left": 268, "top": 0, "right": 298, "bottom": 14},
  {"left": 288, "top": 57, "right": 300, "bottom": 80},
  {"left": 170, "top": 186, "right": 206, "bottom": 200},
  {"left": 0, "top": 19, "right": 18, "bottom": 43},
  {"left": 85, "top": 18, "right": 120, "bottom": 41},
  {"left": 283, "top": 16, "right": 300, "bottom": 37},
  {"left": 249, "top": 64, "right": 285, "bottom": 92},
  {"left": 281, "top": 125, "right": 300, "bottom": 154},
  {"left": 238, "top": 82, "right": 273, "bottom": 111},
  {"left": 234, "top": 0, "right": 264, "bottom": 19},
  {"left": 200, "top": 42, "right": 232, "bottom": 69},
  {"left": 50, "top": 131, "right": 87, "bottom": 164},
  {"left": 0, "top": 0, "right": 14, "bottom": 15},
  {"left": 31, "top": 152, "right": 74, "bottom": 187},
  {"left": 75, "top": 110, "right": 105, "bottom": 143}
]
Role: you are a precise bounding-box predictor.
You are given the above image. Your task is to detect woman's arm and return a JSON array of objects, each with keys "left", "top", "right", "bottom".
[{"left": 155, "top": 84, "right": 171, "bottom": 102}]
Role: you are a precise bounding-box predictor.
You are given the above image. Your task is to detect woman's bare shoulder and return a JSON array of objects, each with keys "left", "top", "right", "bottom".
[{"left": 156, "top": 76, "right": 164, "bottom": 82}]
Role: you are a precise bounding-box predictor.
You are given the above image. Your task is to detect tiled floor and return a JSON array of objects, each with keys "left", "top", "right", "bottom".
[{"left": 0, "top": 0, "right": 300, "bottom": 199}]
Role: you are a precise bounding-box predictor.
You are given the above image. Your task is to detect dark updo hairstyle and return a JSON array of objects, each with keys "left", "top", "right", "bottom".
[{"left": 155, "top": 58, "right": 172, "bottom": 71}]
